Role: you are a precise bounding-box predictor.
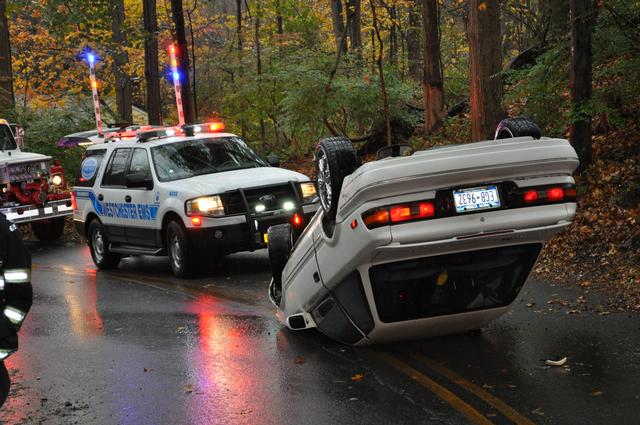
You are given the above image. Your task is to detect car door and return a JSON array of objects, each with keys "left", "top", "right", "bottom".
[
  {"left": 124, "top": 148, "right": 160, "bottom": 247},
  {"left": 98, "top": 147, "right": 132, "bottom": 243}
]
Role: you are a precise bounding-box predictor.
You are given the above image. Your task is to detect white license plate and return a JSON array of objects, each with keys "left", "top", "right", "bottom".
[{"left": 453, "top": 186, "right": 501, "bottom": 213}]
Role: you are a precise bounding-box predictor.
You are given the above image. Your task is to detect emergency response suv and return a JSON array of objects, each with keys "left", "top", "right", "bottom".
[
  {"left": 0, "top": 119, "right": 72, "bottom": 241},
  {"left": 72, "top": 123, "right": 319, "bottom": 277}
]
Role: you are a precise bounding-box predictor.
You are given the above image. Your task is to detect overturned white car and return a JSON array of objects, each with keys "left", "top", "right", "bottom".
[{"left": 267, "top": 118, "right": 579, "bottom": 345}]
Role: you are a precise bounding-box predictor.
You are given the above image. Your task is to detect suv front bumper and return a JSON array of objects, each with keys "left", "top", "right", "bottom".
[{"left": 1, "top": 198, "right": 73, "bottom": 224}]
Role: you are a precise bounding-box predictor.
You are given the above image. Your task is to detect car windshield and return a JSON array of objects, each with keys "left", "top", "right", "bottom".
[{"left": 151, "top": 136, "right": 268, "bottom": 182}]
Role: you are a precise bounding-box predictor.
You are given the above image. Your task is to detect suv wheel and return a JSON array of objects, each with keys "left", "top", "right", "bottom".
[
  {"left": 494, "top": 117, "right": 541, "bottom": 140},
  {"left": 316, "top": 137, "right": 359, "bottom": 220},
  {"left": 88, "top": 219, "right": 121, "bottom": 269},
  {"left": 32, "top": 217, "right": 65, "bottom": 242},
  {"left": 166, "top": 220, "right": 195, "bottom": 278}
]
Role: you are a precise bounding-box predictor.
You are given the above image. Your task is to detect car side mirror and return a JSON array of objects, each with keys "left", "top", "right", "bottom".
[
  {"left": 10, "top": 124, "right": 24, "bottom": 149},
  {"left": 266, "top": 154, "right": 280, "bottom": 167},
  {"left": 126, "top": 173, "right": 153, "bottom": 190},
  {"left": 376, "top": 144, "right": 414, "bottom": 160}
]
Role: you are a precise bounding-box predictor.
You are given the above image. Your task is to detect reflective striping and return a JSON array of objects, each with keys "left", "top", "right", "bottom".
[
  {"left": 44, "top": 207, "right": 54, "bottom": 214},
  {"left": 58, "top": 204, "right": 73, "bottom": 212},
  {"left": 0, "top": 276, "right": 4, "bottom": 290},
  {"left": 9, "top": 224, "right": 17, "bottom": 232},
  {"left": 0, "top": 350, "right": 12, "bottom": 360},
  {"left": 4, "top": 306, "right": 26, "bottom": 325},
  {"left": 4, "top": 269, "right": 31, "bottom": 283}
]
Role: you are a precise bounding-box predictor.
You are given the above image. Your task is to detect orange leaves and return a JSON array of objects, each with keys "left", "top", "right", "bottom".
[{"left": 478, "top": 2, "right": 488, "bottom": 11}]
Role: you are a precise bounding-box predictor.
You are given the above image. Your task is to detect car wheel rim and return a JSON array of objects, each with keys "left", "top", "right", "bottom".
[
  {"left": 317, "top": 148, "right": 332, "bottom": 212},
  {"left": 170, "top": 234, "right": 183, "bottom": 270},
  {"left": 92, "top": 229, "right": 105, "bottom": 263}
]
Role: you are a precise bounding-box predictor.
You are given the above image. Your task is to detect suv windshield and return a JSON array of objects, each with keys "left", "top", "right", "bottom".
[{"left": 151, "top": 136, "right": 268, "bottom": 182}]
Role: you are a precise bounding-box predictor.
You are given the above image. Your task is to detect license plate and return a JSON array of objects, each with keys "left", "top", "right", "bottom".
[
  {"left": 263, "top": 233, "right": 269, "bottom": 244},
  {"left": 453, "top": 186, "right": 501, "bottom": 213}
]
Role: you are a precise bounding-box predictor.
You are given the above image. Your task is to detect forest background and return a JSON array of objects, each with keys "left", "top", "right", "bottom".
[{"left": 0, "top": 0, "right": 637, "bottom": 309}]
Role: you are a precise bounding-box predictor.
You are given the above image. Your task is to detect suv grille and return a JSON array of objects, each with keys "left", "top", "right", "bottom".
[{"left": 220, "top": 183, "right": 298, "bottom": 215}]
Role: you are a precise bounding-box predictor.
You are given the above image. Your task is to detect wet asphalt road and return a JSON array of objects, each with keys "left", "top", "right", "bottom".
[{"left": 1, "top": 241, "right": 639, "bottom": 425}]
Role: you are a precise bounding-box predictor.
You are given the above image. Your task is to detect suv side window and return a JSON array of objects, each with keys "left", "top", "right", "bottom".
[
  {"left": 75, "top": 149, "right": 106, "bottom": 187},
  {"left": 102, "top": 148, "right": 132, "bottom": 187},
  {"left": 128, "top": 148, "right": 151, "bottom": 178}
]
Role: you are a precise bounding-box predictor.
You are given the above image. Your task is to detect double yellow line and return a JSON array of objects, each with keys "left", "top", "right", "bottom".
[{"left": 371, "top": 351, "right": 536, "bottom": 425}]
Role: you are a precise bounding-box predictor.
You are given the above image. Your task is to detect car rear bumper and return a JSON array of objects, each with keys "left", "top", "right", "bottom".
[{"left": 1, "top": 199, "right": 73, "bottom": 224}]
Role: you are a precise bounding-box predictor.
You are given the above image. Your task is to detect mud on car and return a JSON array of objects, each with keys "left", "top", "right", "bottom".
[
  {"left": 267, "top": 118, "right": 579, "bottom": 345},
  {"left": 72, "top": 124, "right": 319, "bottom": 277}
]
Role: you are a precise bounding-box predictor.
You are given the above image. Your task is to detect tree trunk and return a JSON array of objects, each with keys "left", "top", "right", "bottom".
[
  {"left": 236, "top": 0, "right": 245, "bottom": 137},
  {"left": 0, "top": 0, "right": 13, "bottom": 113},
  {"left": 422, "top": 0, "right": 445, "bottom": 134},
  {"left": 276, "top": 0, "right": 284, "bottom": 59},
  {"left": 170, "top": 0, "right": 194, "bottom": 124},
  {"left": 331, "top": 0, "right": 347, "bottom": 55},
  {"left": 467, "top": 0, "right": 505, "bottom": 141},
  {"left": 570, "top": 0, "right": 595, "bottom": 167},
  {"left": 407, "top": 1, "right": 422, "bottom": 81},
  {"left": 143, "top": 0, "right": 162, "bottom": 125},
  {"left": 187, "top": 2, "right": 198, "bottom": 121},
  {"left": 542, "top": 0, "right": 570, "bottom": 44},
  {"left": 370, "top": 0, "right": 392, "bottom": 146},
  {"left": 346, "top": 0, "right": 362, "bottom": 55},
  {"left": 112, "top": 0, "right": 133, "bottom": 125},
  {"left": 255, "top": 2, "right": 265, "bottom": 144},
  {"left": 389, "top": 3, "right": 397, "bottom": 65}
]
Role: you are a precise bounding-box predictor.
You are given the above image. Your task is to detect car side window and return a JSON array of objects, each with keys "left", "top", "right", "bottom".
[
  {"left": 102, "top": 148, "right": 132, "bottom": 187},
  {"left": 75, "top": 149, "right": 106, "bottom": 187},
  {"left": 128, "top": 148, "right": 151, "bottom": 178}
]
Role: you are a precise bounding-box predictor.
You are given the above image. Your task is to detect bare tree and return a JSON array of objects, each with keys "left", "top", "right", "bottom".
[
  {"left": 143, "top": 0, "right": 162, "bottom": 124},
  {"left": 570, "top": 0, "right": 596, "bottom": 167},
  {"left": 406, "top": 1, "right": 422, "bottom": 81},
  {"left": 112, "top": 0, "right": 133, "bottom": 124},
  {"left": 347, "top": 0, "right": 362, "bottom": 54},
  {"left": 331, "top": 0, "right": 347, "bottom": 55},
  {"left": 370, "top": 0, "right": 392, "bottom": 146},
  {"left": 467, "top": 0, "right": 506, "bottom": 141},
  {"left": 170, "top": 0, "right": 194, "bottom": 124},
  {"left": 0, "top": 0, "right": 13, "bottom": 113},
  {"left": 422, "top": 0, "right": 444, "bottom": 134}
]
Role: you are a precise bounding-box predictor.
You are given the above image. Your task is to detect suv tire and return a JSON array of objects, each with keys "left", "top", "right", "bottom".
[
  {"left": 166, "top": 220, "right": 195, "bottom": 278},
  {"left": 32, "top": 217, "right": 65, "bottom": 242},
  {"left": 494, "top": 117, "right": 541, "bottom": 140},
  {"left": 268, "top": 224, "right": 293, "bottom": 306},
  {"left": 316, "top": 137, "right": 359, "bottom": 220},
  {"left": 88, "top": 219, "right": 121, "bottom": 269}
]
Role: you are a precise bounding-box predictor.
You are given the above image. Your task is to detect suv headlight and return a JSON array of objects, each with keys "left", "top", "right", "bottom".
[
  {"left": 186, "top": 195, "right": 225, "bottom": 216},
  {"left": 299, "top": 182, "right": 318, "bottom": 204}
]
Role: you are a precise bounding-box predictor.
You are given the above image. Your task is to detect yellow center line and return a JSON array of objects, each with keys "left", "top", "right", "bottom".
[
  {"left": 371, "top": 351, "right": 495, "bottom": 425},
  {"left": 410, "top": 351, "right": 537, "bottom": 425}
]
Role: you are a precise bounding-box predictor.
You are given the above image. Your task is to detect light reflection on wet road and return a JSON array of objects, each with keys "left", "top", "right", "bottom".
[{"left": 1, "top": 241, "right": 639, "bottom": 424}]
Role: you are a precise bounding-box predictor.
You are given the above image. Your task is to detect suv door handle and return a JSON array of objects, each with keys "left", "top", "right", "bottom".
[
  {"left": 97, "top": 194, "right": 104, "bottom": 201},
  {"left": 125, "top": 195, "right": 132, "bottom": 203}
]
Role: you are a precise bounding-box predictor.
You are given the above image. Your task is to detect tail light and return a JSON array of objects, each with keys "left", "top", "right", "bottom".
[
  {"left": 519, "top": 184, "right": 576, "bottom": 206},
  {"left": 363, "top": 201, "right": 436, "bottom": 229}
]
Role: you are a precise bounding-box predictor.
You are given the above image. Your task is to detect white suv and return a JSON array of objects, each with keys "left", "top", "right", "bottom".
[{"left": 72, "top": 125, "right": 319, "bottom": 277}]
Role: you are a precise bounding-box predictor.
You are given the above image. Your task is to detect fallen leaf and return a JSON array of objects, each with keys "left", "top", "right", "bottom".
[
  {"left": 482, "top": 383, "right": 495, "bottom": 390},
  {"left": 532, "top": 407, "right": 545, "bottom": 416},
  {"left": 592, "top": 390, "right": 604, "bottom": 396},
  {"left": 294, "top": 356, "right": 305, "bottom": 364},
  {"left": 545, "top": 357, "right": 568, "bottom": 367},
  {"left": 526, "top": 302, "right": 536, "bottom": 308},
  {"left": 184, "top": 384, "right": 194, "bottom": 394},
  {"left": 478, "top": 2, "right": 488, "bottom": 11},
  {"left": 351, "top": 373, "right": 364, "bottom": 382}
]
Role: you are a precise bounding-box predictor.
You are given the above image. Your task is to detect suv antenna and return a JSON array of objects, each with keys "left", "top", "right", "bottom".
[
  {"left": 169, "top": 44, "right": 185, "bottom": 127},
  {"left": 87, "top": 53, "right": 104, "bottom": 138}
]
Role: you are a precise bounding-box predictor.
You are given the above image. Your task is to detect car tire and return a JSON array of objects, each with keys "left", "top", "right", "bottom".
[
  {"left": 88, "top": 219, "right": 121, "bottom": 269},
  {"left": 315, "top": 137, "right": 359, "bottom": 220},
  {"left": 267, "top": 224, "right": 293, "bottom": 305},
  {"left": 166, "top": 220, "right": 195, "bottom": 278},
  {"left": 494, "top": 117, "right": 541, "bottom": 140},
  {"left": 31, "top": 217, "right": 65, "bottom": 242}
]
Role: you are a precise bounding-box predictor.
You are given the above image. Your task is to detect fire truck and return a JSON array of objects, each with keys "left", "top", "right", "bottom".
[{"left": 0, "top": 119, "right": 73, "bottom": 241}]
